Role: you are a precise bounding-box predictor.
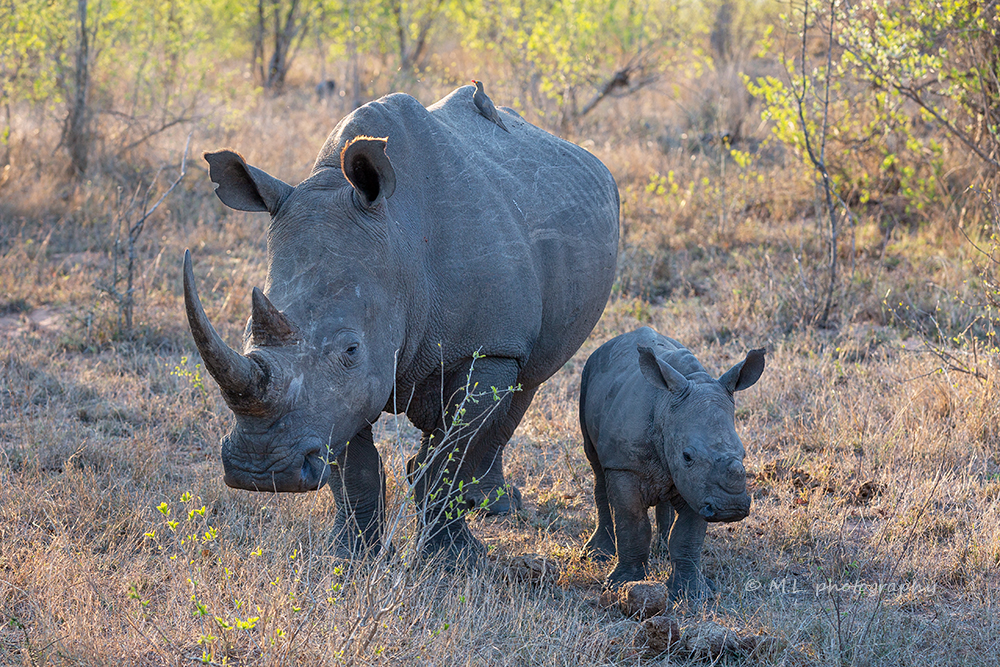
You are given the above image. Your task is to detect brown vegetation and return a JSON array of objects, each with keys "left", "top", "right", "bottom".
[{"left": 3, "top": 7, "right": 1000, "bottom": 665}]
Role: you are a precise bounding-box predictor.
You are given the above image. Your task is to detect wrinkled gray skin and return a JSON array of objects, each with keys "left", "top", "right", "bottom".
[
  {"left": 183, "top": 85, "right": 619, "bottom": 562},
  {"left": 580, "top": 327, "right": 765, "bottom": 598}
]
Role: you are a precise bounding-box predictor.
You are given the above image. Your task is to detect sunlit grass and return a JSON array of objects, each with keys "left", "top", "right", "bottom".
[{"left": 2, "top": 47, "right": 1000, "bottom": 666}]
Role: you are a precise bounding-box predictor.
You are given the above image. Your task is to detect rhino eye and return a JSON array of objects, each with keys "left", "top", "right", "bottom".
[
  {"left": 322, "top": 333, "right": 361, "bottom": 365},
  {"left": 338, "top": 339, "right": 361, "bottom": 366},
  {"left": 682, "top": 451, "right": 694, "bottom": 465}
]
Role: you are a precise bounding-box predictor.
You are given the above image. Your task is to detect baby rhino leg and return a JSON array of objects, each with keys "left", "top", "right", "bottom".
[{"left": 603, "top": 470, "right": 652, "bottom": 586}]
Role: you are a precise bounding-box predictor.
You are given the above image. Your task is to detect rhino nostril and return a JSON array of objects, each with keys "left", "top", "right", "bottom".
[
  {"left": 700, "top": 503, "right": 715, "bottom": 519},
  {"left": 299, "top": 444, "right": 324, "bottom": 489}
]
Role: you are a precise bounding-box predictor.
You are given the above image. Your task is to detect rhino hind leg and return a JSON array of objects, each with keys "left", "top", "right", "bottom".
[
  {"left": 469, "top": 386, "right": 537, "bottom": 515},
  {"left": 328, "top": 426, "right": 386, "bottom": 559},
  {"left": 410, "top": 356, "right": 523, "bottom": 563},
  {"left": 603, "top": 471, "right": 652, "bottom": 587},
  {"left": 583, "top": 433, "right": 616, "bottom": 561},
  {"left": 470, "top": 444, "right": 520, "bottom": 515}
]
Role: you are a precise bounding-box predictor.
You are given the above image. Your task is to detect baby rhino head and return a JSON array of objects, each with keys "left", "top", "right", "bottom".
[{"left": 638, "top": 344, "right": 766, "bottom": 523}]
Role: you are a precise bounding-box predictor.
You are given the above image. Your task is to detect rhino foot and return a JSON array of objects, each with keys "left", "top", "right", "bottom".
[
  {"left": 667, "top": 570, "right": 716, "bottom": 603},
  {"left": 479, "top": 483, "right": 522, "bottom": 516},
  {"left": 584, "top": 529, "right": 616, "bottom": 563},
  {"left": 586, "top": 548, "right": 614, "bottom": 564},
  {"left": 421, "top": 521, "right": 487, "bottom": 569},
  {"left": 604, "top": 562, "right": 649, "bottom": 589},
  {"left": 329, "top": 525, "right": 389, "bottom": 562}
]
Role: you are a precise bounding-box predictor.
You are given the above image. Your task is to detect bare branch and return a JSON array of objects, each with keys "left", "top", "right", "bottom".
[
  {"left": 133, "top": 131, "right": 192, "bottom": 231},
  {"left": 115, "top": 115, "right": 198, "bottom": 156},
  {"left": 893, "top": 84, "right": 1000, "bottom": 173},
  {"left": 577, "top": 56, "right": 661, "bottom": 120},
  {"left": 102, "top": 132, "right": 192, "bottom": 336}
]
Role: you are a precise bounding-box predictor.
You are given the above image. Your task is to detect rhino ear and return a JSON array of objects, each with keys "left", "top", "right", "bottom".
[
  {"left": 204, "top": 150, "right": 293, "bottom": 215},
  {"left": 637, "top": 345, "right": 689, "bottom": 393},
  {"left": 719, "top": 348, "right": 766, "bottom": 394},
  {"left": 341, "top": 136, "right": 396, "bottom": 207}
]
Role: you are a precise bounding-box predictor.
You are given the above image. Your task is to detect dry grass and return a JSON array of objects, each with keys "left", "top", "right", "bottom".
[{"left": 3, "top": 53, "right": 1000, "bottom": 667}]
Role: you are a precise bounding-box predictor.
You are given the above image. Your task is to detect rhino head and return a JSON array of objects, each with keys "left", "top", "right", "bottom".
[
  {"left": 184, "top": 137, "right": 402, "bottom": 493},
  {"left": 637, "top": 345, "right": 765, "bottom": 522}
]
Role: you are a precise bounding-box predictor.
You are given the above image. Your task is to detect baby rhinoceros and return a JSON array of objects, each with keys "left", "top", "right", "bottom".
[{"left": 580, "top": 327, "right": 765, "bottom": 599}]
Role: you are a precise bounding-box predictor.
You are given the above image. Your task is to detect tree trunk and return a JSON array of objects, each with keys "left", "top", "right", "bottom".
[
  {"left": 392, "top": 0, "right": 444, "bottom": 74},
  {"left": 348, "top": 0, "right": 362, "bottom": 109},
  {"left": 253, "top": 0, "right": 266, "bottom": 84},
  {"left": 66, "top": 0, "right": 91, "bottom": 179},
  {"left": 2, "top": 102, "right": 11, "bottom": 169},
  {"left": 265, "top": 0, "right": 301, "bottom": 93},
  {"left": 392, "top": 0, "right": 408, "bottom": 71}
]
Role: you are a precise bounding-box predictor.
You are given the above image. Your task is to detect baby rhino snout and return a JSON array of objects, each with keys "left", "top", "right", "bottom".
[
  {"left": 700, "top": 457, "right": 750, "bottom": 522},
  {"left": 699, "top": 493, "right": 751, "bottom": 522},
  {"left": 721, "top": 458, "right": 747, "bottom": 495}
]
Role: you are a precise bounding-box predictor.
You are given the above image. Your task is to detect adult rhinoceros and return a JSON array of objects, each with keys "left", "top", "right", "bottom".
[{"left": 183, "top": 85, "right": 619, "bottom": 561}]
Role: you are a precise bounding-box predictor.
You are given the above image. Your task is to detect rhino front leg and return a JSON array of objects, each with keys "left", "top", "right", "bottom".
[
  {"left": 327, "top": 426, "right": 385, "bottom": 559},
  {"left": 666, "top": 503, "right": 711, "bottom": 600},
  {"left": 654, "top": 501, "right": 675, "bottom": 557},
  {"left": 603, "top": 470, "right": 652, "bottom": 586},
  {"left": 410, "top": 356, "right": 522, "bottom": 563},
  {"left": 468, "top": 386, "right": 536, "bottom": 515}
]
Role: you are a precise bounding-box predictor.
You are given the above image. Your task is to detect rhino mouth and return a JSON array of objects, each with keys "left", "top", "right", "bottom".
[
  {"left": 222, "top": 436, "right": 331, "bottom": 493},
  {"left": 699, "top": 492, "right": 751, "bottom": 522}
]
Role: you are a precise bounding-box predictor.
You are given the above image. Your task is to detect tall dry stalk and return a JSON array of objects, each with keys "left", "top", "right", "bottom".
[
  {"left": 787, "top": 0, "right": 841, "bottom": 327},
  {"left": 102, "top": 133, "right": 191, "bottom": 338}
]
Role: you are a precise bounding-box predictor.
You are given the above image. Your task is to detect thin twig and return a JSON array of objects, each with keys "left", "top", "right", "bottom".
[
  {"left": 115, "top": 115, "right": 198, "bottom": 156},
  {"left": 853, "top": 461, "right": 948, "bottom": 660}
]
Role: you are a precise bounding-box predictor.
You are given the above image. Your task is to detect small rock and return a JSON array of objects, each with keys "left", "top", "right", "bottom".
[
  {"left": 506, "top": 554, "right": 561, "bottom": 583},
  {"left": 637, "top": 615, "right": 681, "bottom": 655},
  {"left": 618, "top": 581, "right": 668, "bottom": 619},
  {"left": 682, "top": 622, "right": 789, "bottom": 660},
  {"left": 597, "top": 588, "right": 619, "bottom": 609},
  {"left": 737, "top": 634, "right": 782, "bottom": 659},
  {"left": 682, "top": 620, "right": 738, "bottom": 657},
  {"left": 851, "top": 480, "right": 881, "bottom": 505}
]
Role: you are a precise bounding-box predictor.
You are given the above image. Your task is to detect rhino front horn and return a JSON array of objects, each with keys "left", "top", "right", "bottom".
[{"left": 183, "top": 249, "right": 268, "bottom": 414}]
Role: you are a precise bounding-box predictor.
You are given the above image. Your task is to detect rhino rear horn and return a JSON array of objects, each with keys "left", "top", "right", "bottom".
[
  {"left": 183, "top": 249, "right": 269, "bottom": 414},
  {"left": 251, "top": 287, "right": 301, "bottom": 346}
]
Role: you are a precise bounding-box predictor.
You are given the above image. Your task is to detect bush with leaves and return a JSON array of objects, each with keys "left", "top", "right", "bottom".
[
  {"left": 457, "top": 0, "right": 687, "bottom": 130},
  {"left": 748, "top": 0, "right": 998, "bottom": 224}
]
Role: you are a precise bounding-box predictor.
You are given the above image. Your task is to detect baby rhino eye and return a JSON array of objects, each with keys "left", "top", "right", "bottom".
[{"left": 339, "top": 341, "right": 361, "bottom": 367}]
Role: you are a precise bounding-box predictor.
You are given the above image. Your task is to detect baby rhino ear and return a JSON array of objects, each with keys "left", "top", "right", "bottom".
[
  {"left": 637, "top": 345, "right": 689, "bottom": 393},
  {"left": 719, "top": 348, "right": 766, "bottom": 394}
]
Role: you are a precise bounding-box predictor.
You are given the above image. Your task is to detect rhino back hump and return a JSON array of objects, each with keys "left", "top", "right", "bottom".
[{"left": 314, "top": 88, "right": 619, "bottom": 387}]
